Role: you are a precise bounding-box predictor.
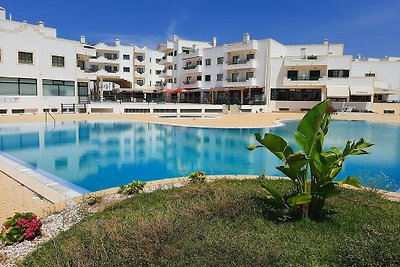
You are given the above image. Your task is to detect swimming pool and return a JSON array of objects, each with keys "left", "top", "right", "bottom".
[{"left": 0, "top": 120, "right": 398, "bottom": 193}]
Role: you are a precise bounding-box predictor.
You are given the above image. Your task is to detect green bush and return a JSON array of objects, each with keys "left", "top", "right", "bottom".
[
  {"left": 189, "top": 171, "right": 206, "bottom": 183},
  {"left": 118, "top": 181, "right": 146, "bottom": 195}
]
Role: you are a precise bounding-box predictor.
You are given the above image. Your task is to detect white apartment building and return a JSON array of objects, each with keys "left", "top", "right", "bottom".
[
  {"left": 1, "top": 6, "right": 399, "bottom": 115},
  {"left": 157, "top": 34, "right": 400, "bottom": 114},
  {"left": 0, "top": 7, "right": 163, "bottom": 114}
]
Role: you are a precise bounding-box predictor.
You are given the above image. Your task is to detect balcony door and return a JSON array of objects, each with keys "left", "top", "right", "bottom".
[
  {"left": 232, "top": 56, "right": 239, "bottom": 64},
  {"left": 231, "top": 73, "right": 239, "bottom": 82},
  {"left": 309, "top": 70, "right": 321, "bottom": 81},
  {"left": 287, "top": 70, "right": 298, "bottom": 81}
]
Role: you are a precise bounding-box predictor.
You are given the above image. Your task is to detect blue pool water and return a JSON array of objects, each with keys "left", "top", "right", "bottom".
[{"left": 0, "top": 120, "right": 399, "bottom": 192}]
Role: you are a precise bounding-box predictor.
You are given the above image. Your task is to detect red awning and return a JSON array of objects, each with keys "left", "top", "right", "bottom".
[{"left": 163, "top": 88, "right": 191, "bottom": 93}]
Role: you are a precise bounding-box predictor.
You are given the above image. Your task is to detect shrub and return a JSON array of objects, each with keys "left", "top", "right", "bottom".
[
  {"left": 189, "top": 171, "right": 207, "bottom": 183},
  {"left": 248, "top": 100, "right": 373, "bottom": 218},
  {"left": 84, "top": 194, "right": 103, "bottom": 206},
  {"left": 118, "top": 181, "right": 146, "bottom": 195},
  {"left": 1, "top": 212, "right": 42, "bottom": 245}
]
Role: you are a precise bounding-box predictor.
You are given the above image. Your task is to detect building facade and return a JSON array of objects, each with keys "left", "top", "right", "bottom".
[{"left": 1, "top": 7, "right": 399, "bottom": 115}]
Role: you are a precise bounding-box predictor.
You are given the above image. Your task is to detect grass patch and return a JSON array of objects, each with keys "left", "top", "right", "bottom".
[{"left": 20, "top": 180, "right": 400, "bottom": 267}]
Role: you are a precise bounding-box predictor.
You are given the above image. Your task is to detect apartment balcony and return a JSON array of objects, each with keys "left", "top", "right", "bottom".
[
  {"left": 162, "top": 82, "right": 173, "bottom": 90},
  {"left": 225, "top": 58, "right": 257, "bottom": 70},
  {"left": 95, "top": 69, "right": 120, "bottom": 77},
  {"left": 135, "top": 47, "right": 146, "bottom": 53},
  {"left": 134, "top": 59, "right": 146, "bottom": 65},
  {"left": 157, "top": 42, "right": 174, "bottom": 52},
  {"left": 159, "top": 56, "right": 173, "bottom": 65},
  {"left": 89, "top": 56, "right": 119, "bottom": 64},
  {"left": 282, "top": 76, "right": 327, "bottom": 87},
  {"left": 284, "top": 55, "right": 328, "bottom": 67},
  {"left": 160, "top": 69, "right": 173, "bottom": 78},
  {"left": 76, "top": 68, "right": 97, "bottom": 80},
  {"left": 182, "top": 49, "right": 203, "bottom": 60},
  {"left": 223, "top": 77, "right": 257, "bottom": 87},
  {"left": 135, "top": 71, "right": 146, "bottom": 78},
  {"left": 182, "top": 80, "right": 203, "bottom": 88},
  {"left": 225, "top": 40, "right": 258, "bottom": 52},
  {"left": 76, "top": 45, "right": 96, "bottom": 57},
  {"left": 182, "top": 64, "right": 203, "bottom": 73}
]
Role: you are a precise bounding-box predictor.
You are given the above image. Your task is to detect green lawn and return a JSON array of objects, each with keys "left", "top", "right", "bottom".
[{"left": 20, "top": 180, "right": 400, "bottom": 267}]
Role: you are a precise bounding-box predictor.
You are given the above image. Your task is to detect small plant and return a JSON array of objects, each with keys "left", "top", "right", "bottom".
[
  {"left": 1, "top": 212, "right": 42, "bottom": 245},
  {"left": 248, "top": 100, "right": 373, "bottom": 218},
  {"left": 118, "top": 181, "right": 146, "bottom": 195},
  {"left": 189, "top": 171, "right": 207, "bottom": 183},
  {"left": 84, "top": 194, "right": 103, "bottom": 206}
]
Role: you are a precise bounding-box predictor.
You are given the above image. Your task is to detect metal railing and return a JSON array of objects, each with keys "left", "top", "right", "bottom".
[
  {"left": 45, "top": 111, "right": 56, "bottom": 124},
  {"left": 288, "top": 76, "right": 321, "bottom": 81}
]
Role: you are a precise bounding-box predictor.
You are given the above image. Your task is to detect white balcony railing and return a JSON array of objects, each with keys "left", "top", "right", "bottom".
[
  {"left": 76, "top": 68, "right": 97, "bottom": 80},
  {"left": 160, "top": 69, "right": 173, "bottom": 77},
  {"left": 225, "top": 58, "right": 257, "bottom": 70},
  {"left": 223, "top": 77, "right": 257, "bottom": 87},
  {"left": 182, "top": 64, "right": 203, "bottom": 73},
  {"left": 284, "top": 55, "right": 328, "bottom": 67},
  {"left": 282, "top": 76, "right": 327, "bottom": 87},
  {"left": 89, "top": 56, "right": 119, "bottom": 64},
  {"left": 225, "top": 40, "right": 258, "bottom": 52},
  {"left": 159, "top": 56, "right": 173, "bottom": 65},
  {"left": 182, "top": 49, "right": 203, "bottom": 60},
  {"left": 182, "top": 80, "right": 202, "bottom": 88}
]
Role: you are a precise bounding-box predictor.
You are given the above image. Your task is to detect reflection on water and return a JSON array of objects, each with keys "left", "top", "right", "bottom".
[{"left": 0, "top": 120, "right": 398, "bottom": 192}]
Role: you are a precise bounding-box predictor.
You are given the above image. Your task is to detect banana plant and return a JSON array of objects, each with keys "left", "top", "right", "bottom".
[{"left": 248, "top": 100, "right": 373, "bottom": 218}]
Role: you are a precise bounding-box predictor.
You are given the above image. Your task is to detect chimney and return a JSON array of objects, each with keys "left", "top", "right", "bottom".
[
  {"left": 0, "top": 7, "right": 6, "bottom": 20},
  {"left": 324, "top": 39, "right": 329, "bottom": 45},
  {"left": 243, "top": 33, "right": 250, "bottom": 44},
  {"left": 37, "top": 21, "right": 44, "bottom": 27},
  {"left": 211, "top": 36, "right": 217, "bottom": 47},
  {"left": 172, "top": 35, "right": 178, "bottom": 42},
  {"left": 80, "top": 35, "right": 86, "bottom": 44},
  {"left": 115, "top": 39, "right": 120, "bottom": 46}
]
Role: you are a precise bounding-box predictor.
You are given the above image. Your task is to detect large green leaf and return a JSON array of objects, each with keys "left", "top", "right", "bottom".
[
  {"left": 254, "top": 133, "right": 293, "bottom": 161},
  {"left": 261, "top": 182, "right": 287, "bottom": 207},
  {"left": 337, "top": 176, "right": 361, "bottom": 188},
  {"left": 287, "top": 193, "right": 312, "bottom": 206},
  {"left": 295, "top": 100, "right": 331, "bottom": 155},
  {"left": 286, "top": 151, "right": 308, "bottom": 172}
]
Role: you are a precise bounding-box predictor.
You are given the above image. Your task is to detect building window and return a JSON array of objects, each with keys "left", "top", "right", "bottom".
[
  {"left": 104, "top": 53, "right": 118, "bottom": 60},
  {"left": 136, "top": 55, "right": 144, "bottom": 62},
  {"left": 174, "top": 78, "right": 177, "bottom": 84},
  {"left": 174, "top": 51, "right": 177, "bottom": 56},
  {"left": 0, "top": 77, "right": 37, "bottom": 96},
  {"left": 365, "top": 72, "right": 376, "bottom": 77},
  {"left": 0, "top": 49, "right": 2, "bottom": 62},
  {"left": 156, "top": 70, "right": 161, "bottom": 75},
  {"left": 123, "top": 67, "right": 130, "bottom": 72},
  {"left": 156, "top": 58, "right": 161, "bottom": 63},
  {"left": 105, "top": 66, "right": 118, "bottom": 73},
  {"left": 270, "top": 88, "right": 321, "bottom": 101},
  {"left": 174, "top": 64, "right": 177, "bottom": 70},
  {"left": 205, "top": 59, "right": 211, "bottom": 65},
  {"left": 246, "top": 72, "right": 254, "bottom": 79},
  {"left": 247, "top": 54, "right": 255, "bottom": 60},
  {"left": 18, "top": 52, "right": 33, "bottom": 64},
  {"left": 217, "top": 74, "right": 223, "bottom": 81},
  {"left": 205, "top": 75, "right": 211, "bottom": 82},
  {"left": 52, "top": 56, "right": 65, "bottom": 67},
  {"left": 137, "top": 80, "right": 144, "bottom": 86},
  {"left": 43, "top": 79, "right": 75, "bottom": 96},
  {"left": 197, "top": 76, "right": 202, "bottom": 81},
  {"left": 136, "top": 67, "right": 144, "bottom": 74},
  {"left": 328, "top": 69, "right": 349, "bottom": 78},
  {"left": 217, "top": 57, "right": 223, "bottom": 64},
  {"left": 123, "top": 54, "right": 130, "bottom": 60},
  {"left": 78, "top": 82, "right": 88, "bottom": 96}
]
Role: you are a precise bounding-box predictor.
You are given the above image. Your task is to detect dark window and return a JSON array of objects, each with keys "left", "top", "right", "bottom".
[
  {"left": 156, "top": 70, "right": 161, "bottom": 75},
  {"left": 205, "top": 59, "right": 211, "bottom": 65},
  {"left": 349, "top": 95, "right": 370, "bottom": 102},
  {"left": 43, "top": 79, "right": 75, "bottom": 96},
  {"left": 205, "top": 75, "right": 211, "bottom": 81},
  {"left": 78, "top": 82, "right": 88, "bottom": 96},
  {"left": 309, "top": 70, "right": 320, "bottom": 80},
  {"left": 287, "top": 70, "right": 298, "bottom": 80},
  {"left": 217, "top": 74, "right": 223, "bottom": 81},
  {"left": 247, "top": 54, "right": 255, "bottom": 60},
  {"left": 123, "top": 54, "right": 130, "bottom": 60},
  {"left": 0, "top": 77, "right": 37, "bottom": 96},
  {"left": 217, "top": 57, "right": 223, "bottom": 64},
  {"left": 197, "top": 76, "right": 202, "bottom": 81},
  {"left": 365, "top": 72, "right": 375, "bottom": 77},
  {"left": 270, "top": 88, "right": 321, "bottom": 101},
  {"left": 123, "top": 67, "right": 130, "bottom": 72},
  {"left": 18, "top": 52, "right": 33, "bottom": 64},
  {"left": 328, "top": 69, "right": 349, "bottom": 78},
  {"left": 52, "top": 56, "right": 65, "bottom": 67}
]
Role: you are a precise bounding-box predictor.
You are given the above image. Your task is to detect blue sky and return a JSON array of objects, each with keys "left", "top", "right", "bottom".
[{"left": 2, "top": 0, "right": 399, "bottom": 57}]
